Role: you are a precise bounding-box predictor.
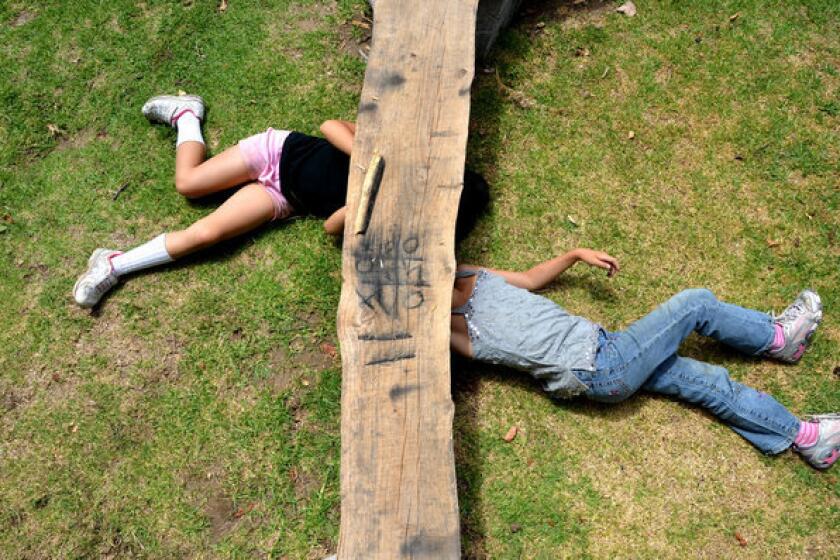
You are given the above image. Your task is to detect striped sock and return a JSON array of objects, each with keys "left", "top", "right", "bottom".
[
  {"left": 794, "top": 421, "right": 819, "bottom": 448},
  {"left": 769, "top": 323, "right": 785, "bottom": 352}
]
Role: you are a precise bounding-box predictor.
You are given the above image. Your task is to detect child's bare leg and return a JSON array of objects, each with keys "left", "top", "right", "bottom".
[
  {"left": 73, "top": 184, "right": 274, "bottom": 308},
  {"left": 166, "top": 183, "right": 274, "bottom": 257},
  {"left": 174, "top": 144, "right": 253, "bottom": 199},
  {"left": 140, "top": 93, "right": 253, "bottom": 199}
]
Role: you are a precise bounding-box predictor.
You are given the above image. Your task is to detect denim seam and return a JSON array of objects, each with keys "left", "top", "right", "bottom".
[
  {"left": 753, "top": 313, "right": 776, "bottom": 356},
  {"left": 671, "top": 371, "right": 798, "bottom": 448},
  {"left": 620, "top": 299, "right": 713, "bottom": 371}
]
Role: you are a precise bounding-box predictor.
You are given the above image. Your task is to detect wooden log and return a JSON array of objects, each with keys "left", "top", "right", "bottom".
[
  {"left": 336, "top": 1, "right": 478, "bottom": 557},
  {"left": 368, "top": 0, "right": 522, "bottom": 59}
]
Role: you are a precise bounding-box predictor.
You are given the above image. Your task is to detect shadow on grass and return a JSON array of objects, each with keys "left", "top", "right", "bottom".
[
  {"left": 90, "top": 192, "right": 314, "bottom": 313},
  {"left": 452, "top": 338, "right": 788, "bottom": 557}
]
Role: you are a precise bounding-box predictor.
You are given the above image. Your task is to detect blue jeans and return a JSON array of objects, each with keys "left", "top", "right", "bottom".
[{"left": 575, "top": 289, "right": 800, "bottom": 455}]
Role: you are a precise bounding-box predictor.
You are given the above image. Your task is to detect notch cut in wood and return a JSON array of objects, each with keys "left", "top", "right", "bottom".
[{"left": 354, "top": 153, "right": 385, "bottom": 235}]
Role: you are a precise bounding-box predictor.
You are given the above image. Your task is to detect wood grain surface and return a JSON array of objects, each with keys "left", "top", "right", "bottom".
[{"left": 336, "top": 1, "right": 478, "bottom": 557}]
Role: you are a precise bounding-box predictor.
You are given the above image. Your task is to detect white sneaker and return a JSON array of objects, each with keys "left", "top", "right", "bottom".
[
  {"left": 141, "top": 94, "right": 205, "bottom": 127},
  {"left": 766, "top": 289, "right": 822, "bottom": 363},
  {"left": 73, "top": 249, "right": 120, "bottom": 308}
]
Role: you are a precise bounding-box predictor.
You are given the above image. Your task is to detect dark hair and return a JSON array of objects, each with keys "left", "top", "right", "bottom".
[{"left": 455, "top": 169, "right": 490, "bottom": 242}]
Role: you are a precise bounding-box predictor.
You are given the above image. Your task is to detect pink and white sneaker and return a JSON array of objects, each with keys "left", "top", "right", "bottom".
[
  {"left": 795, "top": 415, "right": 840, "bottom": 470},
  {"left": 73, "top": 248, "right": 120, "bottom": 308},
  {"left": 766, "top": 289, "right": 822, "bottom": 363},
  {"left": 141, "top": 94, "right": 205, "bottom": 127}
]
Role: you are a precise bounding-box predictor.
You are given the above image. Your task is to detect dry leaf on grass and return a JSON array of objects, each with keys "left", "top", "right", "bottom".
[
  {"left": 616, "top": 1, "right": 637, "bottom": 17},
  {"left": 320, "top": 342, "right": 338, "bottom": 359},
  {"left": 47, "top": 123, "right": 64, "bottom": 137},
  {"left": 734, "top": 531, "right": 748, "bottom": 547},
  {"left": 627, "top": 130, "right": 635, "bottom": 140},
  {"left": 503, "top": 426, "right": 518, "bottom": 442},
  {"left": 495, "top": 69, "right": 536, "bottom": 109},
  {"left": 218, "top": 0, "right": 228, "bottom": 12},
  {"left": 729, "top": 12, "right": 740, "bottom": 22},
  {"left": 232, "top": 503, "right": 253, "bottom": 518}
]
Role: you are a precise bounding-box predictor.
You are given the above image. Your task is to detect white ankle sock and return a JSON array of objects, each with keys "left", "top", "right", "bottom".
[
  {"left": 176, "top": 111, "right": 204, "bottom": 147},
  {"left": 111, "top": 234, "right": 174, "bottom": 277}
]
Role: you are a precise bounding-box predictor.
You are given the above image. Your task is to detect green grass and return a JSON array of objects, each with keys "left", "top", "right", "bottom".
[{"left": 1, "top": 0, "right": 839, "bottom": 558}]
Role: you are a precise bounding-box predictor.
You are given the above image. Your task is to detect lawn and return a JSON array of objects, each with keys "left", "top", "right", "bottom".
[{"left": 1, "top": 0, "right": 838, "bottom": 558}]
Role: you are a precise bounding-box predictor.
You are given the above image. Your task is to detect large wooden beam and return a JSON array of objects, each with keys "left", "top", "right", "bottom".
[{"left": 336, "top": 1, "right": 478, "bottom": 557}]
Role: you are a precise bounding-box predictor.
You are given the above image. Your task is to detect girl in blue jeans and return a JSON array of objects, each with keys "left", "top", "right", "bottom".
[{"left": 450, "top": 248, "right": 839, "bottom": 469}]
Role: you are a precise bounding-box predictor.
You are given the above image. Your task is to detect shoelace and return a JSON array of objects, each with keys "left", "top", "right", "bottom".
[{"left": 770, "top": 300, "right": 807, "bottom": 323}]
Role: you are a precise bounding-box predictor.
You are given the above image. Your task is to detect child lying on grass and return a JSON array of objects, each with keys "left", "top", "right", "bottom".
[
  {"left": 73, "top": 94, "right": 488, "bottom": 308},
  {"left": 451, "top": 248, "right": 838, "bottom": 469}
]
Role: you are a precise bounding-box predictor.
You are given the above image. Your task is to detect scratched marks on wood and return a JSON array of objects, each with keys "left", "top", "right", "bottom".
[
  {"left": 353, "top": 229, "right": 428, "bottom": 319},
  {"left": 354, "top": 230, "right": 424, "bottom": 368},
  {"left": 357, "top": 331, "right": 412, "bottom": 341},
  {"left": 366, "top": 352, "right": 416, "bottom": 366},
  {"left": 337, "top": 1, "right": 478, "bottom": 556}
]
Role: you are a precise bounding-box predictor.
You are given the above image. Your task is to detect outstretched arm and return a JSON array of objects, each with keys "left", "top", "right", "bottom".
[
  {"left": 459, "top": 248, "right": 619, "bottom": 291},
  {"left": 320, "top": 119, "right": 356, "bottom": 156}
]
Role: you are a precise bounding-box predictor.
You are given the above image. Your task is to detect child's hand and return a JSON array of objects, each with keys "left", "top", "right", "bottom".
[{"left": 575, "top": 249, "right": 620, "bottom": 277}]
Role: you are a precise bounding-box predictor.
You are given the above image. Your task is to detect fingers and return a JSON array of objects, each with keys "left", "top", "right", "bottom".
[
  {"left": 597, "top": 255, "right": 619, "bottom": 277},
  {"left": 603, "top": 256, "right": 620, "bottom": 271},
  {"left": 580, "top": 250, "right": 620, "bottom": 277}
]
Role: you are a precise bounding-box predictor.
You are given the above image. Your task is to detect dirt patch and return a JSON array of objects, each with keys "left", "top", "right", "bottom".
[
  {"left": 74, "top": 305, "right": 182, "bottom": 380},
  {"left": 10, "top": 10, "right": 36, "bottom": 27},
  {"left": 654, "top": 64, "right": 674, "bottom": 86},
  {"left": 266, "top": 1, "right": 345, "bottom": 60},
  {"left": 56, "top": 127, "right": 98, "bottom": 151},
  {"left": 306, "top": 541, "right": 335, "bottom": 560},
  {"left": 268, "top": 346, "right": 296, "bottom": 392},
  {"left": 295, "top": 309, "right": 323, "bottom": 329},
  {"left": 204, "top": 493, "right": 238, "bottom": 541},
  {"left": 516, "top": 0, "right": 615, "bottom": 31},
  {"left": 57, "top": 42, "right": 83, "bottom": 65},
  {"left": 0, "top": 381, "right": 29, "bottom": 414},
  {"left": 108, "top": 15, "right": 123, "bottom": 33},
  {"left": 286, "top": 1, "right": 335, "bottom": 33},
  {"left": 337, "top": 13, "right": 372, "bottom": 61},
  {"left": 89, "top": 72, "right": 108, "bottom": 91},
  {"left": 296, "top": 348, "right": 334, "bottom": 371},
  {"left": 289, "top": 466, "right": 322, "bottom": 500},
  {"left": 183, "top": 470, "right": 242, "bottom": 543}
]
